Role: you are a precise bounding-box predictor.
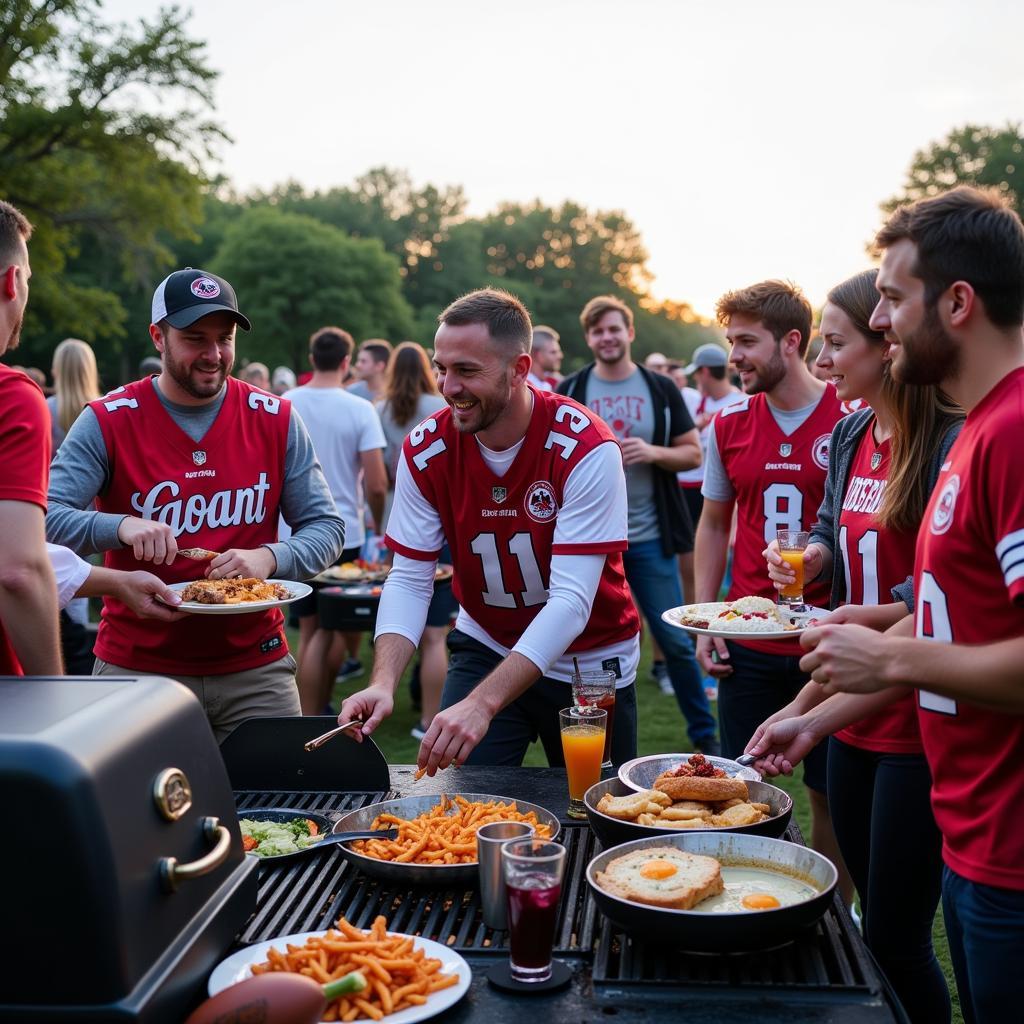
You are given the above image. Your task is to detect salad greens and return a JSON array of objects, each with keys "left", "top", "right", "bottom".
[{"left": 239, "top": 816, "right": 323, "bottom": 857}]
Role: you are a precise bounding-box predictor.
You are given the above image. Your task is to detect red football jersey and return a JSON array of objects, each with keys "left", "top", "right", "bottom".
[
  {"left": 914, "top": 367, "right": 1024, "bottom": 890},
  {"left": 91, "top": 377, "right": 290, "bottom": 675},
  {"left": 0, "top": 366, "right": 51, "bottom": 676},
  {"left": 386, "top": 388, "right": 639, "bottom": 653},
  {"left": 714, "top": 389, "right": 846, "bottom": 654},
  {"left": 833, "top": 427, "right": 921, "bottom": 753}
]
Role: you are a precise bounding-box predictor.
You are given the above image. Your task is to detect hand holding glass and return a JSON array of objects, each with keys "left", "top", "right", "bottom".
[
  {"left": 559, "top": 706, "right": 607, "bottom": 819},
  {"left": 502, "top": 838, "right": 566, "bottom": 984},
  {"left": 776, "top": 530, "right": 810, "bottom": 610}
]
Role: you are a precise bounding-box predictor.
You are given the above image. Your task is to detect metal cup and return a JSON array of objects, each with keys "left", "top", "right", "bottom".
[{"left": 477, "top": 821, "right": 535, "bottom": 930}]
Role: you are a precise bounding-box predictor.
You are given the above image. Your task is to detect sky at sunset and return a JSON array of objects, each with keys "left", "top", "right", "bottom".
[{"left": 104, "top": 0, "right": 1024, "bottom": 318}]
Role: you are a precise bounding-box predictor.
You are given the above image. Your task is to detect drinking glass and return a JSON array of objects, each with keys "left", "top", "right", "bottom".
[
  {"left": 572, "top": 670, "right": 617, "bottom": 768},
  {"left": 776, "top": 529, "right": 810, "bottom": 610},
  {"left": 501, "top": 838, "right": 567, "bottom": 983},
  {"left": 477, "top": 820, "right": 534, "bottom": 930},
  {"left": 559, "top": 706, "right": 607, "bottom": 819}
]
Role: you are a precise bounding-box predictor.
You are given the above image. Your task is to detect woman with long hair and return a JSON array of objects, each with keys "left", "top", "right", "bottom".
[
  {"left": 376, "top": 342, "right": 455, "bottom": 740},
  {"left": 749, "top": 269, "right": 960, "bottom": 1023},
  {"left": 48, "top": 338, "right": 101, "bottom": 450}
]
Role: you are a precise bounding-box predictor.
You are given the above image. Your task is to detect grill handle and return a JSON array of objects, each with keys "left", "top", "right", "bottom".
[{"left": 159, "top": 816, "right": 232, "bottom": 892}]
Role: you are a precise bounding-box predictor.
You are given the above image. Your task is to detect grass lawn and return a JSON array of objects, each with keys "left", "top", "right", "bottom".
[{"left": 308, "top": 627, "right": 961, "bottom": 1023}]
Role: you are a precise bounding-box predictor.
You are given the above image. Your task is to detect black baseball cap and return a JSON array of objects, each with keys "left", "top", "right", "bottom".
[{"left": 151, "top": 268, "right": 252, "bottom": 331}]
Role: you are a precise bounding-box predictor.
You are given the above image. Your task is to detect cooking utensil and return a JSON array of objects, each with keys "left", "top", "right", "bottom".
[
  {"left": 586, "top": 831, "right": 837, "bottom": 952},
  {"left": 584, "top": 776, "right": 793, "bottom": 847},
  {"left": 303, "top": 719, "right": 363, "bottom": 752},
  {"left": 177, "top": 547, "right": 220, "bottom": 560},
  {"left": 618, "top": 752, "right": 760, "bottom": 793},
  {"left": 235, "top": 807, "right": 332, "bottom": 863},
  {"left": 735, "top": 753, "right": 757, "bottom": 768},
  {"left": 332, "top": 793, "right": 561, "bottom": 885}
]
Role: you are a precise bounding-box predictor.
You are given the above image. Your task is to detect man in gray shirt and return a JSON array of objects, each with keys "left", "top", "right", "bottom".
[
  {"left": 558, "top": 295, "right": 718, "bottom": 753},
  {"left": 46, "top": 268, "right": 345, "bottom": 741}
]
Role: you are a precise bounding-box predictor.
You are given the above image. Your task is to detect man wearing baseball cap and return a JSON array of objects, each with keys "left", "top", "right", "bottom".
[{"left": 46, "top": 268, "right": 345, "bottom": 741}]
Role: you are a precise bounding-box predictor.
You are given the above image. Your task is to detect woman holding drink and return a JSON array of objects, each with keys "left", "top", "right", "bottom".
[{"left": 751, "top": 269, "right": 961, "bottom": 1023}]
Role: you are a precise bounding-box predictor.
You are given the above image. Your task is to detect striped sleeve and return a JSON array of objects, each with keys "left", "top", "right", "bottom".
[{"left": 996, "top": 528, "right": 1024, "bottom": 596}]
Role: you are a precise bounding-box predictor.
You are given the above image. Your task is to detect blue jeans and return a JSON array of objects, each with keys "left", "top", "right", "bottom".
[
  {"left": 622, "top": 538, "right": 717, "bottom": 748},
  {"left": 941, "top": 866, "right": 1024, "bottom": 1024}
]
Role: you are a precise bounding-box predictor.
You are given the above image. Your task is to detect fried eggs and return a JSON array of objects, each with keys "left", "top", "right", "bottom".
[{"left": 691, "top": 866, "right": 817, "bottom": 914}]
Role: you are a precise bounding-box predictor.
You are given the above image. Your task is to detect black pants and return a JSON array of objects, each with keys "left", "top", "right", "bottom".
[
  {"left": 60, "top": 610, "right": 95, "bottom": 675},
  {"left": 827, "top": 738, "right": 950, "bottom": 1024},
  {"left": 440, "top": 628, "right": 638, "bottom": 768}
]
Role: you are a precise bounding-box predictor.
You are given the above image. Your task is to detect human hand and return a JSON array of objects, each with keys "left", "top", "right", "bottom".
[
  {"left": 696, "top": 634, "right": 733, "bottom": 676},
  {"left": 800, "top": 623, "right": 891, "bottom": 695},
  {"left": 113, "top": 570, "right": 186, "bottom": 621},
  {"left": 763, "top": 539, "right": 822, "bottom": 592},
  {"left": 744, "top": 714, "right": 821, "bottom": 777},
  {"left": 619, "top": 437, "right": 655, "bottom": 466},
  {"left": 416, "top": 698, "right": 492, "bottom": 776},
  {"left": 207, "top": 547, "right": 277, "bottom": 580},
  {"left": 338, "top": 685, "right": 395, "bottom": 742},
  {"left": 117, "top": 516, "right": 178, "bottom": 565}
]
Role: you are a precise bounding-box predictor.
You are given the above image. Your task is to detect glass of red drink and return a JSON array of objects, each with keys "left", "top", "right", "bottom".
[
  {"left": 572, "top": 669, "right": 616, "bottom": 768},
  {"left": 501, "top": 839, "right": 567, "bottom": 984}
]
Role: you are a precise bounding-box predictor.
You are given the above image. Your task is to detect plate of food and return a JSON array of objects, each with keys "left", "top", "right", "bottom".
[
  {"left": 236, "top": 807, "right": 330, "bottom": 862},
  {"left": 333, "top": 793, "right": 559, "bottom": 884},
  {"left": 662, "top": 595, "right": 827, "bottom": 638},
  {"left": 586, "top": 832, "right": 837, "bottom": 951},
  {"left": 315, "top": 559, "right": 391, "bottom": 584},
  {"left": 619, "top": 752, "right": 760, "bottom": 793},
  {"left": 166, "top": 578, "right": 312, "bottom": 613},
  {"left": 207, "top": 914, "right": 471, "bottom": 1023}
]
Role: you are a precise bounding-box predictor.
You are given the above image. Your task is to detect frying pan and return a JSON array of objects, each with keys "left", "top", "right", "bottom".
[
  {"left": 584, "top": 776, "right": 793, "bottom": 848},
  {"left": 586, "top": 832, "right": 837, "bottom": 952},
  {"left": 332, "top": 793, "right": 561, "bottom": 885}
]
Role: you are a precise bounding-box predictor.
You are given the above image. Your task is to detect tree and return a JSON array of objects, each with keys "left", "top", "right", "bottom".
[
  {"left": 0, "top": 1, "right": 222, "bottom": 373},
  {"left": 883, "top": 123, "right": 1024, "bottom": 218},
  {"left": 211, "top": 207, "right": 415, "bottom": 371}
]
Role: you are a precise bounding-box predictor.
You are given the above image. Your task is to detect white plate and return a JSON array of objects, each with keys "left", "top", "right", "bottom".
[
  {"left": 208, "top": 930, "right": 471, "bottom": 1023},
  {"left": 167, "top": 579, "right": 312, "bottom": 614},
  {"left": 661, "top": 602, "right": 828, "bottom": 639}
]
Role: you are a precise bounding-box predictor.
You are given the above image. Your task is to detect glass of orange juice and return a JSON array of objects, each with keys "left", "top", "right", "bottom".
[
  {"left": 776, "top": 529, "right": 810, "bottom": 611},
  {"left": 559, "top": 707, "right": 607, "bottom": 819}
]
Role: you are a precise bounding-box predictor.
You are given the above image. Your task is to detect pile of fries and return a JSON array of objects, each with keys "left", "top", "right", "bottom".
[
  {"left": 251, "top": 915, "right": 459, "bottom": 1021},
  {"left": 351, "top": 795, "right": 552, "bottom": 865}
]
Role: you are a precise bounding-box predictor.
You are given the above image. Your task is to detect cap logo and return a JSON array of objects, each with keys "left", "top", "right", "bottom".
[{"left": 190, "top": 277, "right": 221, "bottom": 299}]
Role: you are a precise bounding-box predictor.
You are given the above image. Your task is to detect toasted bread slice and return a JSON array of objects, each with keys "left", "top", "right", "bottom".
[
  {"left": 595, "top": 847, "right": 724, "bottom": 910},
  {"left": 654, "top": 773, "right": 749, "bottom": 803}
]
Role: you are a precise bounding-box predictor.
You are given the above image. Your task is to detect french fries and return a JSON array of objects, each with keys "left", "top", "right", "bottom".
[
  {"left": 251, "top": 915, "right": 460, "bottom": 1021},
  {"left": 351, "top": 795, "right": 552, "bottom": 865}
]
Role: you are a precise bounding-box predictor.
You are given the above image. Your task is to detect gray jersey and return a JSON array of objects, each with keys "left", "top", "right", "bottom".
[
  {"left": 583, "top": 369, "right": 659, "bottom": 543},
  {"left": 46, "top": 378, "right": 345, "bottom": 580}
]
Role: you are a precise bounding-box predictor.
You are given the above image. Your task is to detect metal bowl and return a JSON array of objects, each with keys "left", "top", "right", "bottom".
[
  {"left": 586, "top": 832, "right": 837, "bottom": 952},
  {"left": 584, "top": 776, "right": 793, "bottom": 848},
  {"left": 619, "top": 752, "right": 760, "bottom": 793},
  {"left": 332, "top": 793, "right": 561, "bottom": 885},
  {"left": 236, "top": 807, "right": 332, "bottom": 864}
]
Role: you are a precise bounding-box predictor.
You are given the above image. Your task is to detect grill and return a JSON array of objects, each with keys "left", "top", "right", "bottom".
[{"left": 230, "top": 768, "right": 907, "bottom": 1023}]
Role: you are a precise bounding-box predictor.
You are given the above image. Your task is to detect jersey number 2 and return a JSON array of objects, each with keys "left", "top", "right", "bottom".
[{"left": 470, "top": 532, "right": 547, "bottom": 608}]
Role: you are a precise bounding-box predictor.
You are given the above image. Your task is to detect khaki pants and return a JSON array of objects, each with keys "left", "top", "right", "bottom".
[{"left": 94, "top": 654, "right": 301, "bottom": 744}]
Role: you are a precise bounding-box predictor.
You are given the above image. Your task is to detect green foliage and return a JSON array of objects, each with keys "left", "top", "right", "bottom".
[
  {"left": 0, "top": 0, "right": 221, "bottom": 374},
  {"left": 882, "top": 123, "right": 1024, "bottom": 218},
  {"left": 210, "top": 207, "right": 415, "bottom": 370}
]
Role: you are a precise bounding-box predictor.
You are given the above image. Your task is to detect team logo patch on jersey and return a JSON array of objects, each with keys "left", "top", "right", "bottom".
[
  {"left": 492, "top": 486, "right": 507, "bottom": 504},
  {"left": 930, "top": 474, "right": 960, "bottom": 535},
  {"left": 192, "top": 450, "right": 207, "bottom": 466},
  {"left": 190, "top": 276, "right": 221, "bottom": 299},
  {"left": 870, "top": 451, "right": 883, "bottom": 472},
  {"left": 779, "top": 443, "right": 792, "bottom": 457},
  {"left": 525, "top": 480, "right": 558, "bottom": 522},
  {"left": 812, "top": 434, "right": 831, "bottom": 471}
]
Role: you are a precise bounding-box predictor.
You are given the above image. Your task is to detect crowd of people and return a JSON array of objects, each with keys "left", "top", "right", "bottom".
[{"left": 1, "top": 183, "right": 1022, "bottom": 1024}]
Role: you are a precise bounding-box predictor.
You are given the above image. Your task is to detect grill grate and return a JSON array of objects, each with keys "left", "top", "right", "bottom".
[
  {"left": 234, "top": 791, "right": 599, "bottom": 954},
  {"left": 592, "top": 896, "right": 878, "bottom": 995}
]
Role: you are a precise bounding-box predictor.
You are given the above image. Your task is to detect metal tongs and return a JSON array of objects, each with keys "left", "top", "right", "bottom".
[{"left": 304, "top": 719, "right": 363, "bottom": 752}]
